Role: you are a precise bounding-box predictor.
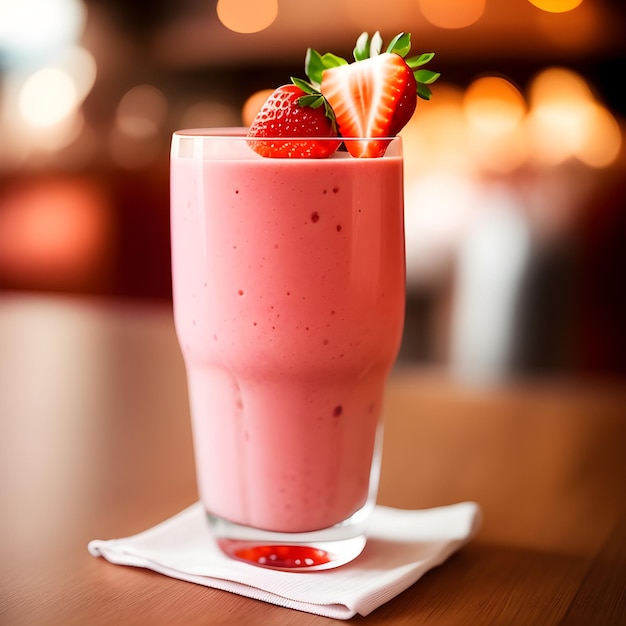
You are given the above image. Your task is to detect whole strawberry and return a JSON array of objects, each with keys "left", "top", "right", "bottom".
[{"left": 247, "top": 84, "right": 340, "bottom": 158}]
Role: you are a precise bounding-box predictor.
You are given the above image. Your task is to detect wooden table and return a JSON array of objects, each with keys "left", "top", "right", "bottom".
[{"left": 1, "top": 293, "right": 625, "bottom": 625}]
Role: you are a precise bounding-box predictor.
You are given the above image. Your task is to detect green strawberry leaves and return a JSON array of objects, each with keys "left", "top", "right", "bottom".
[
  {"left": 380, "top": 32, "right": 441, "bottom": 101},
  {"left": 305, "top": 32, "right": 440, "bottom": 102},
  {"left": 304, "top": 48, "right": 346, "bottom": 90},
  {"left": 385, "top": 32, "right": 412, "bottom": 57},
  {"left": 354, "top": 31, "right": 384, "bottom": 59},
  {"left": 405, "top": 51, "right": 440, "bottom": 100},
  {"left": 290, "top": 76, "right": 338, "bottom": 132},
  {"left": 288, "top": 31, "right": 440, "bottom": 133}
]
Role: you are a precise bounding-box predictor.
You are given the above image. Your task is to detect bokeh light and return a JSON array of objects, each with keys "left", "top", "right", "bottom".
[
  {"left": 115, "top": 85, "right": 168, "bottom": 140},
  {"left": 0, "top": 178, "right": 112, "bottom": 289},
  {"left": 14, "top": 46, "right": 96, "bottom": 137},
  {"left": 525, "top": 66, "right": 612, "bottom": 167},
  {"left": 418, "top": 0, "right": 486, "bottom": 29},
  {"left": 527, "top": 0, "right": 583, "bottom": 13},
  {"left": 216, "top": 0, "right": 278, "bottom": 34},
  {"left": 532, "top": 1, "right": 600, "bottom": 50},
  {"left": 108, "top": 85, "right": 168, "bottom": 169},
  {"left": 469, "top": 119, "right": 529, "bottom": 174},
  {"left": 572, "top": 102, "right": 622, "bottom": 168},
  {"left": 0, "top": 0, "right": 86, "bottom": 63},
  {"left": 3, "top": 64, "right": 88, "bottom": 157},
  {"left": 56, "top": 46, "right": 97, "bottom": 103},
  {"left": 463, "top": 76, "right": 528, "bottom": 173},
  {"left": 242, "top": 89, "right": 274, "bottom": 126},
  {"left": 19, "top": 68, "right": 77, "bottom": 128},
  {"left": 529, "top": 66, "right": 594, "bottom": 108},
  {"left": 464, "top": 76, "right": 526, "bottom": 134},
  {"left": 401, "top": 84, "right": 473, "bottom": 176},
  {"left": 1, "top": 22, "right": 95, "bottom": 164}
]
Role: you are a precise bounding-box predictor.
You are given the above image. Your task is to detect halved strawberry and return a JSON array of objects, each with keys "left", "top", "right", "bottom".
[
  {"left": 247, "top": 84, "right": 340, "bottom": 158},
  {"left": 321, "top": 53, "right": 415, "bottom": 158},
  {"left": 306, "top": 32, "right": 439, "bottom": 158}
]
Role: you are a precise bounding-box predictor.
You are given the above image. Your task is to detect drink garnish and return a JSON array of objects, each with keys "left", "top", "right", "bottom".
[
  {"left": 247, "top": 31, "right": 439, "bottom": 158},
  {"left": 247, "top": 83, "right": 340, "bottom": 158},
  {"left": 314, "top": 32, "right": 439, "bottom": 158}
]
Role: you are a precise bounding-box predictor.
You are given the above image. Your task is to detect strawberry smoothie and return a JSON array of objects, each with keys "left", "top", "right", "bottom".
[{"left": 170, "top": 131, "right": 405, "bottom": 534}]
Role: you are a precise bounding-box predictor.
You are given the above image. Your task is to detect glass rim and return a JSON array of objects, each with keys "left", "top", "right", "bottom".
[{"left": 172, "top": 127, "right": 402, "bottom": 142}]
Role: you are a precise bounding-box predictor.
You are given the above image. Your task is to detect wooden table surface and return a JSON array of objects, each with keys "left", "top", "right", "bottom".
[{"left": 1, "top": 293, "right": 625, "bottom": 625}]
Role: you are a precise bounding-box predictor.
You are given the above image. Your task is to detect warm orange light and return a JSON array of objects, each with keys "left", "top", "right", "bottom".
[
  {"left": 529, "top": 67, "right": 593, "bottom": 108},
  {"left": 533, "top": 0, "right": 599, "bottom": 50},
  {"left": 216, "top": 0, "right": 278, "bottom": 34},
  {"left": 462, "top": 76, "right": 528, "bottom": 172},
  {"left": 401, "top": 84, "right": 473, "bottom": 176},
  {"left": 527, "top": 0, "right": 583, "bottom": 13},
  {"left": 470, "top": 124, "right": 529, "bottom": 174},
  {"left": 0, "top": 178, "right": 112, "bottom": 289},
  {"left": 464, "top": 77, "right": 526, "bottom": 134},
  {"left": 418, "top": 0, "right": 486, "bottom": 29},
  {"left": 242, "top": 89, "right": 274, "bottom": 126},
  {"left": 575, "top": 103, "right": 622, "bottom": 168},
  {"left": 525, "top": 66, "right": 621, "bottom": 167}
]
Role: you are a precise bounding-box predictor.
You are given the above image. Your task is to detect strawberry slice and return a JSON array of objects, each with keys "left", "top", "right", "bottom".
[
  {"left": 247, "top": 84, "right": 340, "bottom": 158},
  {"left": 321, "top": 53, "right": 416, "bottom": 158},
  {"left": 305, "top": 32, "right": 440, "bottom": 158}
]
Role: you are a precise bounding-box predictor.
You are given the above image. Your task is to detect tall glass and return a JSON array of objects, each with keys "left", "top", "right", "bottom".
[{"left": 170, "top": 129, "right": 405, "bottom": 570}]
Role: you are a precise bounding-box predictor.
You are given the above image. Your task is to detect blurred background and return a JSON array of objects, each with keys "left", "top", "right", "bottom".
[{"left": 0, "top": 0, "right": 624, "bottom": 383}]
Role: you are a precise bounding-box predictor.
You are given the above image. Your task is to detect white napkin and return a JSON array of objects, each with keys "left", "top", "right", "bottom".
[{"left": 88, "top": 501, "right": 481, "bottom": 620}]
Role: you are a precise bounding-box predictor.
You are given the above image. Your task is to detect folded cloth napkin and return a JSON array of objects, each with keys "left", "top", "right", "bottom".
[{"left": 88, "top": 501, "right": 481, "bottom": 620}]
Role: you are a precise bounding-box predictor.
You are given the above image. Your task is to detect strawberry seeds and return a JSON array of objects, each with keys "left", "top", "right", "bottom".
[{"left": 247, "top": 31, "right": 439, "bottom": 159}]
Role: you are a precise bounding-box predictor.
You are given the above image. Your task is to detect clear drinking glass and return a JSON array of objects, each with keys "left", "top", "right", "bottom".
[{"left": 170, "top": 128, "right": 405, "bottom": 570}]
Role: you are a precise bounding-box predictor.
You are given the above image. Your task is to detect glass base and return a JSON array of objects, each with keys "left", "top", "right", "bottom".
[
  {"left": 206, "top": 424, "right": 383, "bottom": 571},
  {"left": 208, "top": 513, "right": 369, "bottom": 571}
]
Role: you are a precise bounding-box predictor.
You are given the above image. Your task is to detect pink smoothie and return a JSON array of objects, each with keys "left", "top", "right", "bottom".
[{"left": 170, "top": 133, "right": 405, "bottom": 533}]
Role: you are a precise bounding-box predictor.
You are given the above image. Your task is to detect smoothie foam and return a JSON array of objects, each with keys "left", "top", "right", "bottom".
[{"left": 171, "top": 136, "right": 405, "bottom": 533}]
